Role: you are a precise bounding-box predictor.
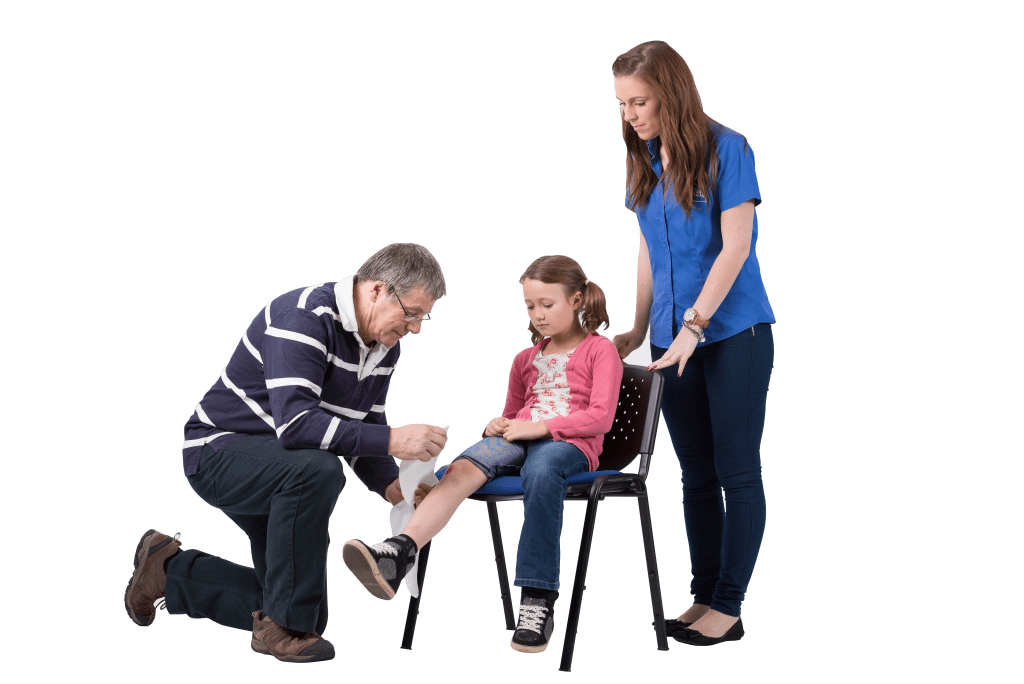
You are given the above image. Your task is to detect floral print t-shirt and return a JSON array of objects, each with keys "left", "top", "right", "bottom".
[{"left": 528, "top": 347, "right": 576, "bottom": 422}]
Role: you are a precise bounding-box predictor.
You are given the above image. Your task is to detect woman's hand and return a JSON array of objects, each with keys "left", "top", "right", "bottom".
[
  {"left": 484, "top": 416, "right": 510, "bottom": 437},
  {"left": 612, "top": 328, "right": 646, "bottom": 360},
  {"left": 385, "top": 479, "right": 433, "bottom": 507},
  {"left": 503, "top": 419, "right": 551, "bottom": 442},
  {"left": 649, "top": 326, "right": 699, "bottom": 376}
]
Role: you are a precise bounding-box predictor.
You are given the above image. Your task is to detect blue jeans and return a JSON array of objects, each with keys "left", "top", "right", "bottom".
[
  {"left": 454, "top": 437, "right": 588, "bottom": 590},
  {"left": 654, "top": 323, "right": 773, "bottom": 617}
]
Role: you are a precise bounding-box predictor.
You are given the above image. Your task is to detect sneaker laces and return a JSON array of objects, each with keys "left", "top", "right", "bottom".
[
  {"left": 156, "top": 599, "right": 167, "bottom": 611},
  {"left": 517, "top": 603, "right": 548, "bottom": 633},
  {"left": 370, "top": 540, "right": 399, "bottom": 556}
]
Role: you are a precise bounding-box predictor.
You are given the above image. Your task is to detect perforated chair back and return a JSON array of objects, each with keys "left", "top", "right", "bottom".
[{"left": 595, "top": 365, "right": 664, "bottom": 477}]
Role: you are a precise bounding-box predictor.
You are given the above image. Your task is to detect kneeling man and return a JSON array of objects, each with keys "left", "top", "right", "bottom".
[{"left": 125, "top": 243, "right": 447, "bottom": 662}]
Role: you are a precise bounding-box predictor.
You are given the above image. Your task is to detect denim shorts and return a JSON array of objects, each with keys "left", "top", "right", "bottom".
[{"left": 453, "top": 436, "right": 578, "bottom": 481}]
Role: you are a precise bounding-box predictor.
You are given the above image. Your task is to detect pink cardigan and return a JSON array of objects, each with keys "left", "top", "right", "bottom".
[{"left": 498, "top": 334, "right": 623, "bottom": 471}]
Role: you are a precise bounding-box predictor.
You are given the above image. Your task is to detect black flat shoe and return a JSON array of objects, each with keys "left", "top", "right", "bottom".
[
  {"left": 676, "top": 618, "right": 744, "bottom": 646},
  {"left": 663, "top": 619, "right": 692, "bottom": 639}
]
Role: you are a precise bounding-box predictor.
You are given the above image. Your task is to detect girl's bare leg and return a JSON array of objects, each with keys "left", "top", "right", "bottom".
[{"left": 402, "top": 459, "right": 488, "bottom": 549}]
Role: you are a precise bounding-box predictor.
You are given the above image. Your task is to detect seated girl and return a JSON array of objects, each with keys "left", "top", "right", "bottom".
[{"left": 343, "top": 255, "right": 623, "bottom": 653}]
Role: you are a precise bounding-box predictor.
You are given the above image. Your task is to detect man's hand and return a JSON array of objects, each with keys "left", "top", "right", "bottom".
[
  {"left": 388, "top": 424, "right": 447, "bottom": 462},
  {"left": 484, "top": 416, "right": 510, "bottom": 437},
  {"left": 385, "top": 479, "right": 433, "bottom": 507},
  {"left": 503, "top": 419, "right": 551, "bottom": 442}
]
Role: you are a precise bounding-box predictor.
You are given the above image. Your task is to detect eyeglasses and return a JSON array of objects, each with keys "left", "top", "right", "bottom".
[{"left": 389, "top": 285, "right": 431, "bottom": 322}]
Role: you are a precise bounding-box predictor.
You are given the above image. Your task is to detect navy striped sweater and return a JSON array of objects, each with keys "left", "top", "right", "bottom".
[{"left": 182, "top": 277, "right": 399, "bottom": 498}]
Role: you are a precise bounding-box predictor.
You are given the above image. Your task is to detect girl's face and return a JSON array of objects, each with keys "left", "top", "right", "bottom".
[
  {"left": 615, "top": 75, "right": 660, "bottom": 140},
  {"left": 522, "top": 278, "right": 582, "bottom": 340}
]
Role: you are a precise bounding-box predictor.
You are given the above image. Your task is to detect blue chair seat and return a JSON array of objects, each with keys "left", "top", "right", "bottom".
[{"left": 435, "top": 464, "right": 624, "bottom": 497}]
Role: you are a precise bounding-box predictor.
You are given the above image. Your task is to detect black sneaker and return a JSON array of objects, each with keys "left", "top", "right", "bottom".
[
  {"left": 342, "top": 535, "right": 417, "bottom": 600},
  {"left": 511, "top": 592, "right": 557, "bottom": 653}
]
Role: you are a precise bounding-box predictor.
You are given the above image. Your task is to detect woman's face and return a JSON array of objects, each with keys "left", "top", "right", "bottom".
[
  {"left": 615, "top": 75, "right": 660, "bottom": 140},
  {"left": 522, "top": 278, "right": 582, "bottom": 340}
]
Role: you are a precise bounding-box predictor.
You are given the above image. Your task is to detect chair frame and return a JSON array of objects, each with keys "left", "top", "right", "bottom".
[{"left": 400, "top": 365, "right": 668, "bottom": 672}]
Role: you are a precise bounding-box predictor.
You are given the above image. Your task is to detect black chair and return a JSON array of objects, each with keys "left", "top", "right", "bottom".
[{"left": 399, "top": 365, "right": 668, "bottom": 671}]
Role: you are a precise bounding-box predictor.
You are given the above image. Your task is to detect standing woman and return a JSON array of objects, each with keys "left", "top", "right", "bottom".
[{"left": 611, "top": 41, "right": 775, "bottom": 646}]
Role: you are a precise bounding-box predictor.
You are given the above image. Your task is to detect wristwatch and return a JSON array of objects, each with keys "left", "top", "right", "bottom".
[{"left": 683, "top": 308, "right": 710, "bottom": 330}]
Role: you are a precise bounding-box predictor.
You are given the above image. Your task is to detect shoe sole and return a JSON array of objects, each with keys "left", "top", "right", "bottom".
[
  {"left": 510, "top": 639, "right": 549, "bottom": 653},
  {"left": 342, "top": 541, "right": 395, "bottom": 600},
  {"left": 675, "top": 622, "right": 744, "bottom": 646},
  {"left": 251, "top": 637, "right": 335, "bottom": 662},
  {"left": 124, "top": 529, "right": 159, "bottom": 626},
  {"left": 125, "top": 529, "right": 180, "bottom": 627}
]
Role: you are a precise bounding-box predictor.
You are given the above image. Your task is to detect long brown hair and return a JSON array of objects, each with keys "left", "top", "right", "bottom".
[
  {"left": 613, "top": 41, "right": 729, "bottom": 216},
  {"left": 520, "top": 255, "right": 609, "bottom": 346}
]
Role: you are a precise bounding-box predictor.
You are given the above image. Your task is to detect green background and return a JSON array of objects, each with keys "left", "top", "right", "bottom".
[{"left": 2, "top": 0, "right": 1015, "bottom": 679}]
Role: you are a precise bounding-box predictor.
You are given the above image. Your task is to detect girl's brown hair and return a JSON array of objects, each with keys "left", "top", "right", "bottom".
[
  {"left": 613, "top": 41, "right": 741, "bottom": 217},
  {"left": 520, "top": 255, "right": 609, "bottom": 345}
]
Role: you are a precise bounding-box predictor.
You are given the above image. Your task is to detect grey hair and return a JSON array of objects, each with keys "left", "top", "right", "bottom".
[{"left": 355, "top": 243, "right": 447, "bottom": 300}]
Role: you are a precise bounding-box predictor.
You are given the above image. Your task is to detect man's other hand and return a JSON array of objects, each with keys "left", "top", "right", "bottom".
[
  {"left": 388, "top": 424, "right": 447, "bottom": 462},
  {"left": 386, "top": 479, "right": 433, "bottom": 507}
]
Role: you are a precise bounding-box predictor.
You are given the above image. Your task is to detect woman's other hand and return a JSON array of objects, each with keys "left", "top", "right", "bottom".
[
  {"left": 484, "top": 416, "right": 510, "bottom": 437},
  {"left": 503, "top": 419, "right": 551, "bottom": 442},
  {"left": 648, "top": 327, "right": 699, "bottom": 376},
  {"left": 613, "top": 328, "right": 646, "bottom": 360}
]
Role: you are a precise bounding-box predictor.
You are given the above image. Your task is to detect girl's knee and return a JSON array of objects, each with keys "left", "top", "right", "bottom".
[{"left": 442, "top": 459, "right": 486, "bottom": 489}]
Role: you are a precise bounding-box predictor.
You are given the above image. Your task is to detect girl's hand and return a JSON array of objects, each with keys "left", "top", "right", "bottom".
[
  {"left": 612, "top": 328, "right": 646, "bottom": 360},
  {"left": 503, "top": 419, "right": 551, "bottom": 442},
  {"left": 385, "top": 479, "right": 433, "bottom": 507},
  {"left": 484, "top": 416, "right": 510, "bottom": 437},
  {"left": 648, "top": 327, "right": 699, "bottom": 376}
]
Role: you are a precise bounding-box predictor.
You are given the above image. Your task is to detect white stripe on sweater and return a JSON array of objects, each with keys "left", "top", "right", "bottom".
[
  {"left": 221, "top": 368, "right": 276, "bottom": 429},
  {"left": 319, "top": 401, "right": 368, "bottom": 420},
  {"left": 276, "top": 409, "right": 310, "bottom": 438},
  {"left": 327, "top": 355, "right": 394, "bottom": 376},
  {"left": 242, "top": 331, "right": 263, "bottom": 364},
  {"left": 328, "top": 356, "right": 359, "bottom": 372},
  {"left": 298, "top": 284, "right": 324, "bottom": 309},
  {"left": 311, "top": 306, "right": 343, "bottom": 323},
  {"left": 266, "top": 377, "right": 322, "bottom": 395},
  {"left": 195, "top": 403, "right": 215, "bottom": 427},
  {"left": 320, "top": 417, "right": 340, "bottom": 449},
  {"left": 370, "top": 404, "right": 385, "bottom": 413},
  {"left": 183, "top": 431, "right": 234, "bottom": 449},
  {"left": 265, "top": 326, "right": 327, "bottom": 354}
]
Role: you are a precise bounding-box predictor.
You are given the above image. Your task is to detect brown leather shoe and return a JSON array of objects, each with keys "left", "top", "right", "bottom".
[
  {"left": 125, "top": 529, "right": 182, "bottom": 626},
  {"left": 251, "top": 610, "right": 335, "bottom": 662}
]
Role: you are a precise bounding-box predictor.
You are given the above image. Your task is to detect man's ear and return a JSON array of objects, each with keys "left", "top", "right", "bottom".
[{"left": 368, "top": 281, "right": 387, "bottom": 303}]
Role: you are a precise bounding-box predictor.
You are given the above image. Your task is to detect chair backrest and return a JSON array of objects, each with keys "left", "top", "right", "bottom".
[{"left": 596, "top": 364, "right": 664, "bottom": 478}]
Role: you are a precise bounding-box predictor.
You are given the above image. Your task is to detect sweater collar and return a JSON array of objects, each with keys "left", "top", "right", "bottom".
[{"left": 334, "top": 275, "right": 394, "bottom": 355}]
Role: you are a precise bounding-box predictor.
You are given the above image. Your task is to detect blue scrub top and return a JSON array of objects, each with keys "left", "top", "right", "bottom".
[{"left": 631, "top": 125, "right": 775, "bottom": 347}]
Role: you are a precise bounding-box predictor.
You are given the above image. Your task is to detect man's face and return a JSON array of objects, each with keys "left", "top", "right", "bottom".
[{"left": 368, "top": 284, "right": 434, "bottom": 348}]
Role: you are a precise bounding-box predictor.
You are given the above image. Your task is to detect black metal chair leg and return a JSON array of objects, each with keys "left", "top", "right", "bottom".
[
  {"left": 559, "top": 484, "right": 605, "bottom": 672},
  {"left": 401, "top": 540, "right": 431, "bottom": 649},
  {"left": 638, "top": 491, "right": 668, "bottom": 651},
  {"left": 486, "top": 502, "right": 516, "bottom": 630}
]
